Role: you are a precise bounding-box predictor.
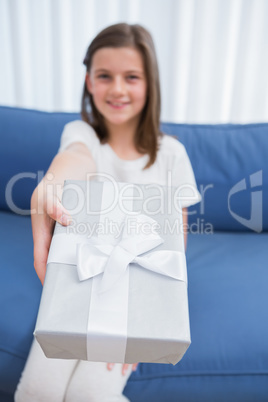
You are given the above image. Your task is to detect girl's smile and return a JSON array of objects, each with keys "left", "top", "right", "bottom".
[
  {"left": 107, "top": 100, "right": 130, "bottom": 110},
  {"left": 86, "top": 47, "right": 147, "bottom": 134}
]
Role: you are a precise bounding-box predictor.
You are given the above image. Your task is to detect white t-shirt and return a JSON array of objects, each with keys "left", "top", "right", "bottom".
[{"left": 59, "top": 120, "right": 201, "bottom": 208}]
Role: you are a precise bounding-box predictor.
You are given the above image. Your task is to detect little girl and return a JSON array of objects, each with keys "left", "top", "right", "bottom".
[{"left": 15, "top": 23, "right": 201, "bottom": 401}]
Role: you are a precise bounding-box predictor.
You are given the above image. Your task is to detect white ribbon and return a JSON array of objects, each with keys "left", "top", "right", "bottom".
[
  {"left": 76, "top": 214, "right": 187, "bottom": 293},
  {"left": 47, "top": 214, "right": 187, "bottom": 362}
]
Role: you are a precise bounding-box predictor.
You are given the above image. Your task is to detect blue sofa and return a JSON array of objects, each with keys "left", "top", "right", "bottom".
[{"left": 0, "top": 105, "right": 268, "bottom": 401}]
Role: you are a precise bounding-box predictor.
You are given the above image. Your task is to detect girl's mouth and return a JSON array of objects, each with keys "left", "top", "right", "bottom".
[{"left": 107, "top": 101, "right": 129, "bottom": 109}]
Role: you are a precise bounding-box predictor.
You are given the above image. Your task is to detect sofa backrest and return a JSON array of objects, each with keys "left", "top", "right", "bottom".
[
  {"left": 0, "top": 106, "right": 267, "bottom": 232},
  {"left": 0, "top": 106, "right": 77, "bottom": 214},
  {"left": 162, "top": 122, "right": 267, "bottom": 233}
]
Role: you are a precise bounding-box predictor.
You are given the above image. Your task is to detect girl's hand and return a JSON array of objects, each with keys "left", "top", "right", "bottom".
[
  {"left": 31, "top": 188, "right": 71, "bottom": 285},
  {"left": 107, "top": 363, "right": 139, "bottom": 376}
]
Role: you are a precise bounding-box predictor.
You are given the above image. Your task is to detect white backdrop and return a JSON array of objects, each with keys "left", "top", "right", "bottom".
[{"left": 1, "top": 0, "right": 268, "bottom": 123}]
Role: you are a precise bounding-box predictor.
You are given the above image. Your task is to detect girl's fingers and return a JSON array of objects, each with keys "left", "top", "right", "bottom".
[
  {"left": 122, "top": 364, "right": 129, "bottom": 375},
  {"left": 31, "top": 192, "right": 72, "bottom": 285},
  {"left": 122, "top": 363, "right": 139, "bottom": 375},
  {"left": 107, "top": 363, "right": 115, "bottom": 370},
  {"left": 32, "top": 213, "right": 54, "bottom": 285},
  {"left": 107, "top": 363, "right": 139, "bottom": 375},
  {"left": 132, "top": 363, "right": 139, "bottom": 371},
  {"left": 46, "top": 194, "right": 71, "bottom": 226}
]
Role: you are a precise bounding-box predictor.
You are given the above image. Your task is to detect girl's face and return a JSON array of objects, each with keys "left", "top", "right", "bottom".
[{"left": 86, "top": 47, "right": 147, "bottom": 133}]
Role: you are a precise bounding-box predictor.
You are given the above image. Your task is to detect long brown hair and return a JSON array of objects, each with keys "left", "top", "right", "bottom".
[{"left": 81, "top": 23, "right": 162, "bottom": 168}]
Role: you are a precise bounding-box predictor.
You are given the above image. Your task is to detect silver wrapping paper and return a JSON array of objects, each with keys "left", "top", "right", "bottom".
[{"left": 34, "top": 180, "right": 191, "bottom": 365}]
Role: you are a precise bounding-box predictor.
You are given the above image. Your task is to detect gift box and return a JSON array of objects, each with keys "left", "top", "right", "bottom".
[{"left": 34, "top": 180, "right": 191, "bottom": 365}]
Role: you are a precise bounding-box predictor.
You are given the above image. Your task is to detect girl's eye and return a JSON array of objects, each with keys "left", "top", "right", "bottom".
[
  {"left": 127, "top": 75, "right": 139, "bottom": 80},
  {"left": 97, "top": 74, "right": 110, "bottom": 80}
]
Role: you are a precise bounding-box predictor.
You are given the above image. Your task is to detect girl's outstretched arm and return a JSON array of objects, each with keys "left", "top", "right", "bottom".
[{"left": 31, "top": 143, "right": 96, "bottom": 285}]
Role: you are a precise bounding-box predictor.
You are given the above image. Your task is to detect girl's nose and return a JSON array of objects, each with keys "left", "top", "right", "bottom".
[{"left": 110, "top": 76, "right": 126, "bottom": 95}]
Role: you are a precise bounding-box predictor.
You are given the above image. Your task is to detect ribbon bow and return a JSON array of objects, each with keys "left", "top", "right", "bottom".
[{"left": 76, "top": 214, "right": 187, "bottom": 293}]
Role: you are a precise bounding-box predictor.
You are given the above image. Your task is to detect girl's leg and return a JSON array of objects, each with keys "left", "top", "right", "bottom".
[
  {"left": 65, "top": 360, "right": 133, "bottom": 402},
  {"left": 15, "top": 339, "right": 78, "bottom": 402}
]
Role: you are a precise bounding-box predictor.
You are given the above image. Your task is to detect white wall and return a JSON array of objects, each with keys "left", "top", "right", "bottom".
[{"left": 1, "top": 0, "right": 268, "bottom": 123}]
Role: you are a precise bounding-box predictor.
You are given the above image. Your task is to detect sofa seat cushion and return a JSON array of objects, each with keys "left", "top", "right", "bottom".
[
  {"left": 0, "top": 212, "right": 42, "bottom": 395},
  {"left": 125, "top": 231, "right": 268, "bottom": 401},
  {"left": 1, "top": 211, "right": 268, "bottom": 400}
]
